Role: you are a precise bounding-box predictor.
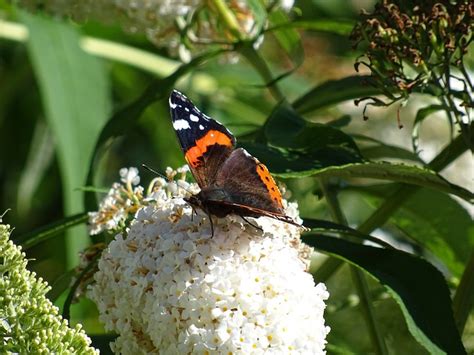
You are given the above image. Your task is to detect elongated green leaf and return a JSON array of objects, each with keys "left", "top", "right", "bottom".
[
  {"left": 350, "top": 184, "right": 474, "bottom": 277},
  {"left": 311, "top": 163, "right": 473, "bottom": 201},
  {"left": 303, "top": 234, "right": 466, "bottom": 355},
  {"left": 303, "top": 218, "right": 394, "bottom": 249},
  {"left": 293, "top": 75, "right": 380, "bottom": 114},
  {"left": 354, "top": 133, "right": 423, "bottom": 162},
  {"left": 20, "top": 11, "right": 110, "bottom": 265},
  {"left": 251, "top": 150, "right": 471, "bottom": 200},
  {"left": 13, "top": 213, "right": 89, "bottom": 250}
]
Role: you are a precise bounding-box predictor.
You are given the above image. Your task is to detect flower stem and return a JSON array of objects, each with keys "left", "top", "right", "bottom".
[
  {"left": 319, "top": 179, "right": 388, "bottom": 355},
  {"left": 210, "top": 0, "right": 244, "bottom": 40}
]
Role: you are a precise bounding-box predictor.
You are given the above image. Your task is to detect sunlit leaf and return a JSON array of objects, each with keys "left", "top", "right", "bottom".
[{"left": 20, "top": 11, "right": 110, "bottom": 265}]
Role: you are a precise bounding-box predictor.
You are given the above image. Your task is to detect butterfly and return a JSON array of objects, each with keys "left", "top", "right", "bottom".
[{"left": 169, "top": 90, "right": 302, "bottom": 234}]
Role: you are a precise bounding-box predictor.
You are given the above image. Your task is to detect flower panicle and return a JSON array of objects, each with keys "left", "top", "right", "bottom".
[
  {"left": 87, "top": 166, "right": 329, "bottom": 353},
  {"left": 0, "top": 223, "right": 98, "bottom": 354}
]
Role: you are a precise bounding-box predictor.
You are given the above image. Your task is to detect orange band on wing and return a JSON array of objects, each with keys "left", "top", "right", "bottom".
[
  {"left": 256, "top": 162, "right": 283, "bottom": 208},
  {"left": 185, "top": 130, "right": 233, "bottom": 167}
]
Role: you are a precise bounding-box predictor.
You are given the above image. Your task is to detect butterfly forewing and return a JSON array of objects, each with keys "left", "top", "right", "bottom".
[{"left": 169, "top": 90, "right": 236, "bottom": 187}]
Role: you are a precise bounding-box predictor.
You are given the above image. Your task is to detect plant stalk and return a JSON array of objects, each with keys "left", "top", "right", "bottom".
[{"left": 320, "top": 180, "right": 388, "bottom": 355}]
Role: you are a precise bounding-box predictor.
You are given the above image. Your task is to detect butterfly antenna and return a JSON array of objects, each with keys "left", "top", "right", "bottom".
[{"left": 141, "top": 163, "right": 194, "bottom": 195}]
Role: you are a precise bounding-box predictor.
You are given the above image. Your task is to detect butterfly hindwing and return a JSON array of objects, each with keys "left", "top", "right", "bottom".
[
  {"left": 169, "top": 90, "right": 236, "bottom": 187},
  {"left": 215, "top": 148, "right": 284, "bottom": 214}
]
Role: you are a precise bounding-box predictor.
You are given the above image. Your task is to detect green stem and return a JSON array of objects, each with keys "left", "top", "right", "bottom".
[
  {"left": 320, "top": 180, "right": 388, "bottom": 355},
  {"left": 314, "top": 126, "right": 471, "bottom": 283},
  {"left": 211, "top": 0, "right": 244, "bottom": 40},
  {"left": 453, "top": 251, "right": 474, "bottom": 334}
]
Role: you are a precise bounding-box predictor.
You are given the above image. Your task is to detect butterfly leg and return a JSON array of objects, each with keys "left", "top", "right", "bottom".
[
  {"left": 240, "top": 215, "right": 263, "bottom": 232},
  {"left": 207, "top": 213, "right": 214, "bottom": 237}
]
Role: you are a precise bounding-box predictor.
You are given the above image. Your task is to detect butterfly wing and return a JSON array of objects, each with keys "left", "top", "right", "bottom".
[
  {"left": 169, "top": 90, "right": 236, "bottom": 188},
  {"left": 215, "top": 148, "right": 285, "bottom": 214}
]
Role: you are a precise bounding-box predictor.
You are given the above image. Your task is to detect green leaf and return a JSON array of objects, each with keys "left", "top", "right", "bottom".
[
  {"left": 282, "top": 161, "right": 472, "bottom": 201},
  {"left": 303, "top": 218, "right": 394, "bottom": 249},
  {"left": 241, "top": 141, "right": 361, "bottom": 173},
  {"left": 353, "top": 134, "right": 422, "bottom": 162},
  {"left": 259, "top": 102, "right": 362, "bottom": 166},
  {"left": 265, "top": 102, "right": 359, "bottom": 150},
  {"left": 351, "top": 184, "right": 474, "bottom": 277},
  {"left": 20, "top": 11, "right": 110, "bottom": 265},
  {"left": 453, "top": 252, "right": 474, "bottom": 333},
  {"left": 303, "top": 234, "right": 466, "bottom": 355},
  {"left": 13, "top": 213, "right": 89, "bottom": 250},
  {"left": 327, "top": 115, "right": 352, "bottom": 128},
  {"left": 293, "top": 75, "right": 380, "bottom": 114}
]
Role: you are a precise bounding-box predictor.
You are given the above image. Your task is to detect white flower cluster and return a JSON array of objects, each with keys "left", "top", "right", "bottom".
[
  {"left": 0, "top": 223, "right": 97, "bottom": 354},
  {"left": 15, "top": 0, "right": 294, "bottom": 58},
  {"left": 88, "top": 167, "right": 144, "bottom": 235},
  {"left": 88, "top": 167, "right": 329, "bottom": 354}
]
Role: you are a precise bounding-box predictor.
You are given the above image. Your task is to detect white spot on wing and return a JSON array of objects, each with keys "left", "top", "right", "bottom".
[
  {"left": 169, "top": 101, "right": 177, "bottom": 109},
  {"left": 185, "top": 107, "right": 189, "bottom": 112},
  {"left": 199, "top": 124, "right": 204, "bottom": 130},
  {"left": 173, "top": 119, "right": 191, "bottom": 130},
  {"left": 190, "top": 114, "right": 199, "bottom": 122}
]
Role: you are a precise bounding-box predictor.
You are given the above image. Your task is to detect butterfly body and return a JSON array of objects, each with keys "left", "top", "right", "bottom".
[{"left": 169, "top": 90, "right": 301, "bottom": 229}]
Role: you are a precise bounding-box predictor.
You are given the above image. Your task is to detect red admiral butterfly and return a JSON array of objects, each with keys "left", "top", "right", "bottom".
[{"left": 169, "top": 90, "right": 302, "bottom": 233}]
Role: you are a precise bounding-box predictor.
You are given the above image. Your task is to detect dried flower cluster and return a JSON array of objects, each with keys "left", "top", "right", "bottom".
[
  {"left": 14, "top": 0, "right": 294, "bottom": 59},
  {"left": 351, "top": 0, "right": 473, "bottom": 114},
  {"left": 87, "top": 167, "right": 329, "bottom": 353},
  {"left": 0, "top": 223, "right": 97, "bottom": 354}
]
